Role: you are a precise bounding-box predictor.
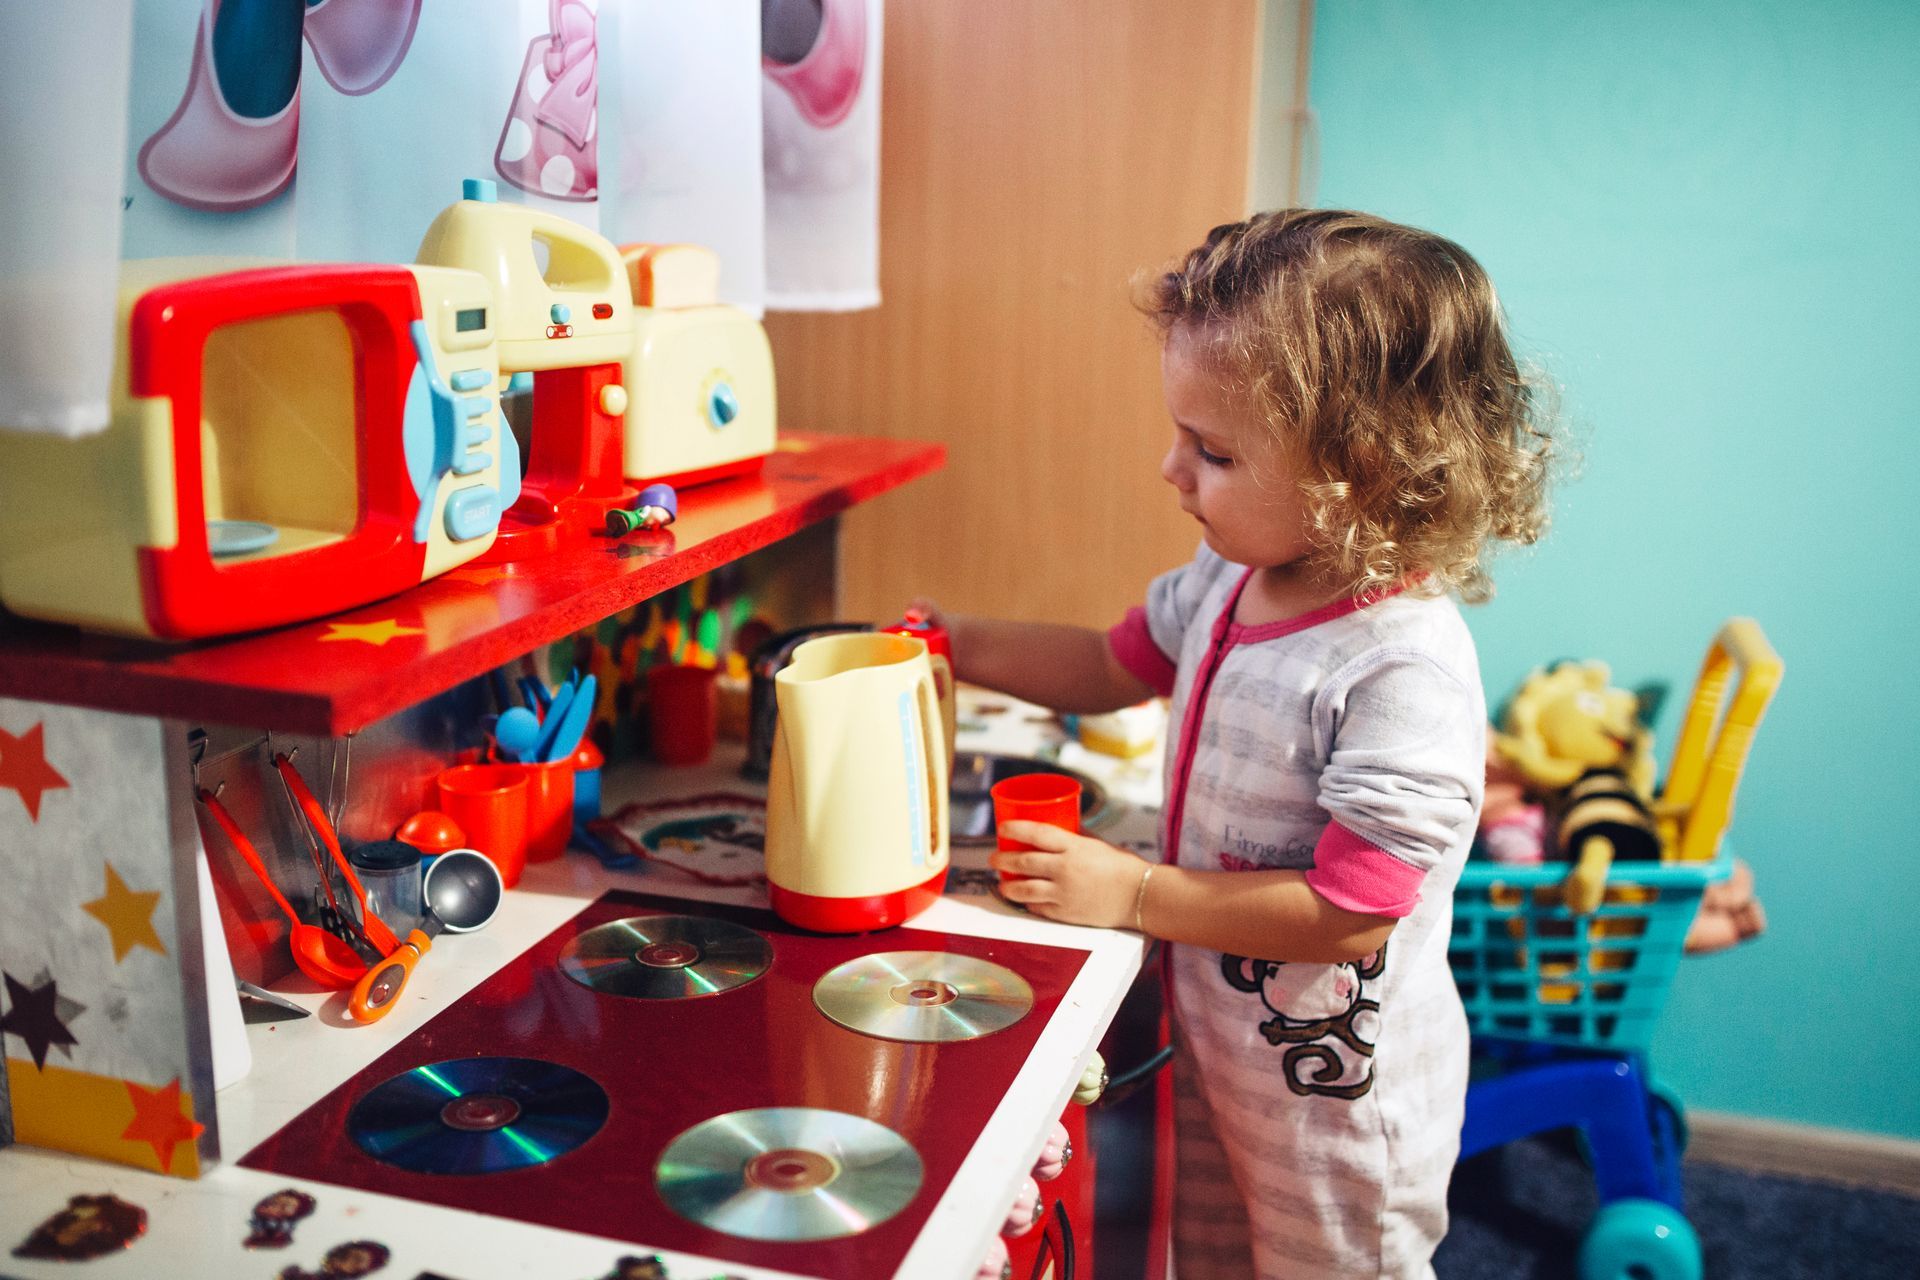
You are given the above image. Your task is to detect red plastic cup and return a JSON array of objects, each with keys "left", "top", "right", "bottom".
[
  {"left": 992, "top": 773, "right": 1082, "bottom": 882},
  {"left": 512, "top": 757, "right": 575, "bottom": 863},
  {"left": 436, "top": 764, "right": 528, "bottom": 888},
  {"left": 648, "top": 663, "right": 718, "bottom": 766}
]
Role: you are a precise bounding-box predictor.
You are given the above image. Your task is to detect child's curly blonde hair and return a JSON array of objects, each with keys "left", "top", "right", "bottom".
[{"left": 1143, "top": 209, "right": 1555, "bottom": 603}]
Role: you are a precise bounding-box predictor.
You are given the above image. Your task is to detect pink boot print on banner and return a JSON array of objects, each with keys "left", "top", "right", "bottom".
[
  {"left": 302, "top": 0, "right": 423, "bottom": 96},
  {"left": 138, "top": 0, "right": 422, "bottom": 213},
  {"left": 139, "top": 0, "right": 303, "bottom": 212},
  {"left": 762, "top": 0, "right": 867, "bottom": 130},
  {"left": 494, "top": 0, "right": 599, "bottom": 203}
]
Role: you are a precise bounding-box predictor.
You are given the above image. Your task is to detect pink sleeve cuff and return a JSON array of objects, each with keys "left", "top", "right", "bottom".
[
  {"left": 1107, "top": 607, "right": 1177, "bottom": 699},
  {"left": 1304, "top": 822, "right": 1425, "bottom": 918}
]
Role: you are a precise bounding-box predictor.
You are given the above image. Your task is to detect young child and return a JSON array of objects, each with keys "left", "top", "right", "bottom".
[{"left": 915, "top": 210, "right": 1553, "bottom": 1279}]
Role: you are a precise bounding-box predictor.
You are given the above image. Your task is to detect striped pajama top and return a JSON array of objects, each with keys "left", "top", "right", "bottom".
[{"left": 1108, "top": 542, "right": 1483, "bottom": 1279}]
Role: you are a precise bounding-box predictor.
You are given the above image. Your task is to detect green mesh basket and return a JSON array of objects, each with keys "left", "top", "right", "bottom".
[{"left": 1450, "top": 854, "right": 1731, "bottom": 1052}]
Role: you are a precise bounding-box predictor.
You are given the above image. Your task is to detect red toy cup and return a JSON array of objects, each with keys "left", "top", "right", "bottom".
[
  {"left": 992, "top": 773, "right": 1082, "bottom": 881},
  {"left": 512, "top": 757, "right": 575, "bottom": 863},
  {"left": 436, "top": 764, "right": 528, "bottom": 888},
  {"left": 648, "top": 663, "right": 718, "bottom": 766}
]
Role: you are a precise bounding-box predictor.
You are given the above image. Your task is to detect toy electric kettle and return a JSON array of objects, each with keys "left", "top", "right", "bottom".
[
  {"left": 765, "top": 632, "right": 950, "bottom": 932},
  {"left": 882, "top": 610, "right": 956, "bottom": 768}
]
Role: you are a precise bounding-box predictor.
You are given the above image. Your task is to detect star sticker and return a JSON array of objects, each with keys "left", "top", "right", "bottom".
[
  {"left": 82, "top": 863, "right": 167, "bottom": 963},
  {"left": 319, "top": 618, "right": 424, "bottom": 646},
  {"left": 446, "top": 565, "right": 514, "bottom": 586},
  {"left": 0, "top": 721, "right": 70, "bottom": 822},
  {"left": 0, "top": 969, "right": 80, "bottom": 1070},
  {"left": 30, "top": 967, "right": 85, "bottom": 1061},
  {"left": 120, "top": 1076, "right": 204, "bottom": 1174}
]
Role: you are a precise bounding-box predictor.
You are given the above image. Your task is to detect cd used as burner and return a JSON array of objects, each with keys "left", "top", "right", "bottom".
[
  {"left": 347, "top": 1057, "right": 608, "bottom": 1176},
  {"left": 813, "top": 951, "right": 1033, "bottom": 1043},
  {"left": 559, "top": 914, "right": 772, "bottom": 1000},
  {"left": 655, "top": 1107, "right": 923, "bottom": 1241}
]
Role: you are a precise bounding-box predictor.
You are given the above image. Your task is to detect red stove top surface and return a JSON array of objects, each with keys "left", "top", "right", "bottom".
[{"left": 241, "top": 891, "right": 1091, "bottom": 1277}]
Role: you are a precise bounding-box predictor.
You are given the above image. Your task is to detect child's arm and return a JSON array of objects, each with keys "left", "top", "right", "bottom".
[
  {"left": 993, "top": 825, "right": 1393, "bottom": 964},
  {"left": 912, "top": 602, "right": 1154, "bottom": 714}
]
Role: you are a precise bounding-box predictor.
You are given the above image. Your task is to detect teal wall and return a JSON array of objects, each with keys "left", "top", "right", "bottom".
[{"left": 1309, "top": 0, "right": 1919, "bottom": 1139}]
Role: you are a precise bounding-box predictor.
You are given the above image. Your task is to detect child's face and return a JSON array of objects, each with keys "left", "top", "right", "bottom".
[{"left": 1158, "top": 326, "right": 1312, "bottom": 572}]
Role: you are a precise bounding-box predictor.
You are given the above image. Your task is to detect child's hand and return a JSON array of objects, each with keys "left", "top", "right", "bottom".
[{"left": 991, "top": 823, "right": 1149, "bottom": 929}]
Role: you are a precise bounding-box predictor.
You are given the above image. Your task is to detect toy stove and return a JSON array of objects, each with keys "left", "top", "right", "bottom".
[{"left": 241, "top": 890, "right": 1089, "bottom": 1277}]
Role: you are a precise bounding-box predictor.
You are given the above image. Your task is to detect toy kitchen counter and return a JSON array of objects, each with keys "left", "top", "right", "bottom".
[{"left": 0, "top": 693, "right": 1162, "bottom": 1280}]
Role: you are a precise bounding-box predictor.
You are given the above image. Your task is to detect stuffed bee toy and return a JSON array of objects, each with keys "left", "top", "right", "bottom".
[{"left": 1491, "top": 661, "right": 1662, "bottom": 914}]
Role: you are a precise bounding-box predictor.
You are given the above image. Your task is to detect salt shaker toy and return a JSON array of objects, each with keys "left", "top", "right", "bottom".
[{"left": 606, "top": 483, "right": 678, "bottom": 534}]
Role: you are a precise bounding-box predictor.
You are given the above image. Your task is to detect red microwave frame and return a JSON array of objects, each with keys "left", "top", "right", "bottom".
[{"left": 126, "top": 264, "right": 432, "bottom": 639}]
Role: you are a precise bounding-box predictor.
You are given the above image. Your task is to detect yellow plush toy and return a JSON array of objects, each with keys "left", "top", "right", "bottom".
[{"left": 1491, "top": 661, "right": 1661, "bottom": 914}]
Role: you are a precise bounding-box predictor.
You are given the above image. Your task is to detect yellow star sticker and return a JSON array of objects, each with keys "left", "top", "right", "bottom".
[
  {"left": 82, "top": 862, "right": 167, "bottom": 963},
  {"left": 319, "top": 618, "right": 424, "bottom": 647}
]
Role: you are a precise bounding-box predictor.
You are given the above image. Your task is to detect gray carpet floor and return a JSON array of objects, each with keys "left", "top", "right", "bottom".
[{"left": 1440, "top": 1134, "right": 1920, "bottom": 1279}]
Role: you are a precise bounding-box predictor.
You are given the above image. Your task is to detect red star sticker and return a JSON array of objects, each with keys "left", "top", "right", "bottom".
[
  {"left": 120, "top": 1077, "right": 204, "bottom": 1174},
  {"left": 0, "top": 722, "right": 69, "bottom": 822}
]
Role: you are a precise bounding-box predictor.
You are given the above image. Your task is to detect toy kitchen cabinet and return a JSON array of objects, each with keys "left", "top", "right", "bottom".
[{"left": 0, "top": 435, "right": 1146, "bottom": 1279}]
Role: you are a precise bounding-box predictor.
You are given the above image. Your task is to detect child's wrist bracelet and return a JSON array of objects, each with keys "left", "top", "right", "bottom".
[{"left": 1133, "top": 865, "right": 1155, "bottom": 935}]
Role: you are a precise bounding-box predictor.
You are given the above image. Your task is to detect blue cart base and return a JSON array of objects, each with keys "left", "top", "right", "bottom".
[{"left": 1462, "top": 1044, "right": 1702, "bottom": 1280}]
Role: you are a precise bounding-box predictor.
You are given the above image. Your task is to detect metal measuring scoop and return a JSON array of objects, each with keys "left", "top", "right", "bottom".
[{"left": 348, "top": 849, "right": 503, "bottom": 1023}]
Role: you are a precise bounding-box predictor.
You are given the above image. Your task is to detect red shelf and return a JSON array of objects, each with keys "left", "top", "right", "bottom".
[{"left": 0, "top": 433, "right": 943, "bottom": 734}]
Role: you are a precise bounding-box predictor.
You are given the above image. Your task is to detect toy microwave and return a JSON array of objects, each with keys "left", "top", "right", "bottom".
[{"left": 0, "top": 259, "right": 516, "bottom": 640}]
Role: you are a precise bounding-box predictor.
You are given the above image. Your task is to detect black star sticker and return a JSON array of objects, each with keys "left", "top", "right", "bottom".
[{"left": 1, "top": 969, "right": 80, "bottom": 1070}]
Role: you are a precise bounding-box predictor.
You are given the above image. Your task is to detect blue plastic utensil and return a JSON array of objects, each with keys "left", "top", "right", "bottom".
[
  {"left": 531, "top": 681, "right": 576, "bottom": 762},
  {"left": 518, "top": 676, "right": 550, "bottom": 712},
  {"left": 573, "top": 819, "right": 638, "bottom": 870},
  {"left": 495, "top": 707, "right": 542, "bottom": 763},
  {"left": 543, "top": 675, "right": 596, "bottom": 763}
]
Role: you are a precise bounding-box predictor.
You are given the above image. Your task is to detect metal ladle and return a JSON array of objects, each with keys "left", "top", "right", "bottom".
[{"left": 348, "top": 849, "right": 503, "bottom": 1023}]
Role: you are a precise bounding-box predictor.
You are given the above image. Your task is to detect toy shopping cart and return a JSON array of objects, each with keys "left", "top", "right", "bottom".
[{"left": 1453, "top": 620, "right": 1781, "bottom": 1280}]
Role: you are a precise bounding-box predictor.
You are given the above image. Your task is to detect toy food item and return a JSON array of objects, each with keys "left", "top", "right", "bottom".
[{"left": 1073, "top": 699, "right": 1165, "bottom": 759}]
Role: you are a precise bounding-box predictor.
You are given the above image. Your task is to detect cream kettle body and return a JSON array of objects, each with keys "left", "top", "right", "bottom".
[{"left": 765, "top": 632, "right": 951, "bottom": 932}]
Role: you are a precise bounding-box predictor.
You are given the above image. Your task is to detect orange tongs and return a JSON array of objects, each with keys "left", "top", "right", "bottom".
[{"left": 271, "top": 753, "right": 402, "bottom": 959}]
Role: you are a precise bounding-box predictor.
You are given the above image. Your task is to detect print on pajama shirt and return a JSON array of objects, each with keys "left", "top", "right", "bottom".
[{"left": 1108, "top": 543, "right": 1483, "bottom": 1279}]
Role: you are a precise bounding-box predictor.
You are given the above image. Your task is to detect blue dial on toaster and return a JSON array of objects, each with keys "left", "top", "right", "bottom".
[{"left": 707, "top": 381, "right": 740, "bottom": 428}]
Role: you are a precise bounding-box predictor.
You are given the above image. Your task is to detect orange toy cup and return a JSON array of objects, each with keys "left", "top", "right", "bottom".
[
  {"left": 436, "top": 764, "right": 529, "bottom": 888},
  {"left": 511, "top": 757, "right": 575, "bottom": 863},
  {"left": 648, "top": 663, "right": 718, "bottom": 766},
  {"left": 992, "top": 773, "right": 1082, "bottom": 882}
]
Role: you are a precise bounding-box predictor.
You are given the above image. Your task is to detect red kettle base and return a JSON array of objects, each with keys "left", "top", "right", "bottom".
[{"left": 770, "top": 868, "right": 949, "bottom": 933}]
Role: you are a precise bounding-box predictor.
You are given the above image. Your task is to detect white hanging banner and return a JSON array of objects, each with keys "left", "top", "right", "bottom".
[
  {"left": 762, "top": 0, "right": 883, "bottom": 311},
  {"left": 296, "top": 0, "right": 570, "bottom": 265},
  {"left": 122, "top": 0, "right": 299, "bottom": 260},
  {"left": 0, "top": 0, "right": 135, "bottom": 437},
  {"left": 600, "top": 0, "right": 765, "bottom": 313},
  {"left": 123, "top": 0, "right": 599, "bottom": 271}
]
